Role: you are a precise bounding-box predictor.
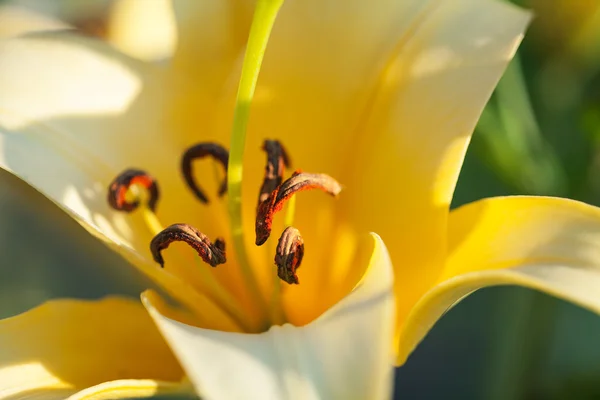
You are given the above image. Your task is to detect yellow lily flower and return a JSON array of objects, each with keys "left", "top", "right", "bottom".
[{"left": 3, "top": 0, "right": 598, "bottom": 398}]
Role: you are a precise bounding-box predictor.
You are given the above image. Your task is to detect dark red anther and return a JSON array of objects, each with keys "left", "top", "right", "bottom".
[
  {"left": 257, "top": 139, "right": 290, "bottom": 208},
  {"left": 275, "top": 226, "right": 304, "bottom": 285},
  {"left": 150, "top": 223, "right": 226, "bottom": 268},
  {"left": 181, "top": 142, "right": 229, "bottom": 203},
  {"left": 255, "top": 170, "right": 342, "bottom": 245},
  {"left": 108, "top": 168, "right": 159, "bottom": 212}
]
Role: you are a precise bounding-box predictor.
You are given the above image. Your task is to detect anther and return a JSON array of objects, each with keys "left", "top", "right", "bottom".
[
  {"left": 275, "top": 226, "right": 304, "bottom": 285},
  {"left": 150, "top": 223, "right": 226, "bottom": 268},
  {"left": 181, "top": 142, "right": 229, "bottom": 203},
  {"left": 108, "top": 168, "right": 159, "bottom": 212},
  {"left": 256, "top": 170, "right": 342, "bottom": 245},
  {"left": 258, "top": 139, "right": 290, "bottom": 207}
]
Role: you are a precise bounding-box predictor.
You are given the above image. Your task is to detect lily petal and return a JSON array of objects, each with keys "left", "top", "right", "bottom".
[
  {"left": 67, "top": 379, "right": 193, "bottom": 400},
  {"left": 398, "top": 196, "right": 600, "bottom": 364},
  {"left": 0, "top": 32, "right": 166, "bottom": 251},
  {"left": 0, "top": 296, "right": 184, "bottom": 399},
  {"left": 240, "top": 0, "right": 475, "bottom": 324},
  {"left": 343, "top": 0, "right": 530, "bottom": 325},
  {"left": 143, "top": 233, "right": 395, "bottom": 400},
  {"left": 0, "top": 33, "right": 244, "bottom": 330},
  {"left": 171, "top": 0, "right": 253, "bottom": 97},
  {"left": 0, "top": 30, "right": 235, "bottom": 245},
  {"left": 107, "top": 0, "right": 176, "bottom": 61}
]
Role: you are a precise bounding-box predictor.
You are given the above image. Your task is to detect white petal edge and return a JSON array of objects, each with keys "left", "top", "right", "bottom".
[
  {"left": 67, "top": 379, "right": 194, "bottom": 400},
  {"left": 143, "top": 233, "right": 396, "bottom": 400}
]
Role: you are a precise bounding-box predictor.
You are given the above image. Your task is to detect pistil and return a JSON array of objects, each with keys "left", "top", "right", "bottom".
[{"left": 227, "top": 0, "right": 285, "bottom": 324}]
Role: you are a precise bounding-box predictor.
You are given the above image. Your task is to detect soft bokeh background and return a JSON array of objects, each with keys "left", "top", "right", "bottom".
[{"left": 1, "top": 0, "right": 599, "bottom": 399}]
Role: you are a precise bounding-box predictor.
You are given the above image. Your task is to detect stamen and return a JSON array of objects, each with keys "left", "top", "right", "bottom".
[
  {"left": 108, "top": 169, "right": 159, "bottom": 212},
  {"left": 256, "top": 171, "right": 342, "bottom": 245},
  {"left": 151, "top": 223, "right": 226, "bottom": 268},
  {"left": 258, "top": 139, "right": 290, "bottom": 207},
  {"left": 181, "top": 143, "right": 229, "bottom": 203},
  {"left": 275, "top": 226, "right": 304, "bottom": 285}
]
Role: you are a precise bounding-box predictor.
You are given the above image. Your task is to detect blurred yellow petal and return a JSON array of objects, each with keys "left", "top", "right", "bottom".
[
  {"left": 166, "top": 0, "right": 253, "bottom": 147},
  {"left": 398, "top": 196, "right": 600, "bottom": 364},
  {"left": 343, "top": 0, "right": 530, "bottom": 325},
  {"left": 0, "top": 296, "right": 184, "bottom": 399},
  {"left": 143, "top": 234, "right": 395, "bottom": 400},
  {"left": 107, "top": 0, "right": 176, "bottom": 61},
  {"left": 171, "top": 0, "right": 253, "bottom": 88},
  {"left": 0, "top": 4, "right": 68, "bottom": 38}
]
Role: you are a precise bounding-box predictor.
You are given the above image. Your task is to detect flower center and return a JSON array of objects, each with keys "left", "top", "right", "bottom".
[{"left": 107, "top": 139, "right": 341, "bottom": 330}]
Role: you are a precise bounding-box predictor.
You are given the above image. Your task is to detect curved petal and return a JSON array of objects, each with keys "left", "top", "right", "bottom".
[
  {"left": 342, "top": 0, "right": 530, "bottom": 326},
  {"left": 0, "top": 296, "right": 184, "bottom": 399},
  {"left": 398, "top": 196, "right": 600, "bottom": 364},
  {"left": 0, "top": 33, "right": 246, "bottom": 330},
  {"left": 143, "top": 234, "right": 395, "bottom": 400},
  {"left": 239, "top": 0, "right": 475, "bottom": 325},
  {"left": 0, "top": 29, "right": 235, "bottom": 257},
  {"left": 67, "top": 379, "right": 193, "bottom": 400},
  {"left": 0, "top": 32, "right": 169, "bottom": 252}
]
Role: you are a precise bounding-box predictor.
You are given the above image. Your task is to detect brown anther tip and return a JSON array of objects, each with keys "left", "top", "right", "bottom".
[
  {"left": 214, "top": 237, "right": 226, "bottom": 252},
  {"left": 275, "top": 226, "right": 304, "bottom": 285},
  {"left": 108, "top": 168, "right": 160, "bottom": 213},
  {"left": 150, "top": 223, "right": 226, "bottom": 268},
  {"left": 263, "top": 139, "right": 291, "bottom": 167},
  {"left": 181, "top": 142, "right": 229, "bottom": 204},
  {"left": 255, "top": 171, "right": 342, "bottom": 245},
  {"left": 256, "top": 234, "right": 268, "bottom": 247},
  {"left": 257, "top": 139, "right": 290, "bottom": 208}
]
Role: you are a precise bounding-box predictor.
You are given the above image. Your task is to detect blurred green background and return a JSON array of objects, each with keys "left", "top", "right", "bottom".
[{"left": 1, "top": 0, "right": 600, "bottom": 399}]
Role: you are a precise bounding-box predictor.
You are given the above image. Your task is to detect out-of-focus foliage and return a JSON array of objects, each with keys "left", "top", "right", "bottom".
[{"left": 472, "top": 0, "right": 600, "bottom": 202}]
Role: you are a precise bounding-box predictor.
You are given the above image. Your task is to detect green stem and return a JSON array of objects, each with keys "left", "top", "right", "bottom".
[{"left": 227, "top": 0, "right": 284, "bottom": 327}]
